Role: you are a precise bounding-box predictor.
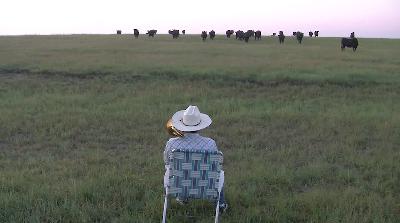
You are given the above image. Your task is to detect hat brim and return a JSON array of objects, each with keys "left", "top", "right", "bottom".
[{"left": 171, "top": 110, "right": 212, "bottom": 132}]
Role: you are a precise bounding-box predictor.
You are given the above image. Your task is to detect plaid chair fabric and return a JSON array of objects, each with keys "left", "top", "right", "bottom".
[{"left": 166, "top": 149, "right": 223, "bottom": 201}]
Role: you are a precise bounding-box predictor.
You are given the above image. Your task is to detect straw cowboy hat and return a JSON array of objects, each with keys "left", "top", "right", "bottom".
[{"left": 171, "top": 105, "right": 212, "bottom": 132}]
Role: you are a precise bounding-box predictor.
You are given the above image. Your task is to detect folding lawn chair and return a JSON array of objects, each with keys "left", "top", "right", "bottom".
[{"left": 162, "top": 149, "right": 225, "bottom": 223}]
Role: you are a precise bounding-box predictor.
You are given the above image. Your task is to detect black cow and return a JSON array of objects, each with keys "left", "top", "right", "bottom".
[
  {"left": 296, "top": 31, "right": 304, "bottom": 44},
  {"left": 350, "top": 32, "right": 355, "bottom": 38},
  {"left": 293, "top": 32, "right": 297, "bottom": 36},
  {"left": 169, "top": 29, "right": 180, "bottom": 39},
  {"left": 201, "top": 31, "right": 207, "bottom": 41},
  {"left": 146, "top": 30, "right": 157, "bottom": 37},
  {"left": 209, "top": 30, "right": 216, "bottom": 40},
  {"left": 314, "top": 31, "right": 319, "bottom": 37},
  {"left": 341, "top": 37, "right": 358, "bottom": 51},
  {"left": 235, "top": 30, "right": 244, "bottom": 40},
  {"left": 278, "top": 31, "right": 285, "bottom": 44},
  {"left": 182, "top": 30, "right": 186, "bottom": 35},
  {"left": 255, "top": 30, "right": 261, "bottom": 40},
  {"left": 116, "top": 30, "right": 122, "bottom": 35},
  {"left": 272, "top": 33, "right": 276, "bottom": 36},
  {"left": 309, "top": 31, "right": 313, "bottom": 37},
  {"left": 134, "top": 29, "right": 139, "bottom": 38},
  {"left": 226, "top": 30, "right": 234, "bottom": 38},
  {"left": 242, "top": 30, "right": 253, "bottom": 43},
  {"left": 242, "top": 30, "right": 254, "bottom": 42}
]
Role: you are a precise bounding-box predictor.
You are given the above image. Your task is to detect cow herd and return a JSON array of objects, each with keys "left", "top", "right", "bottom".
[{"left": 116, "top": 29, "right": 359, "bottom": 51}]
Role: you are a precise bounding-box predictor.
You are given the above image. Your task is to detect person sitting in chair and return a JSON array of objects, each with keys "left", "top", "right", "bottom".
[{"left": 164, "top": 105, "right": 228, "bottom": 212}]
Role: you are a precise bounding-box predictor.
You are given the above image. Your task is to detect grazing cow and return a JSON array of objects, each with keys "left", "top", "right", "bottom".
[
  {"left": 209, "top": 30, "right": 216, "bottom": 40},
  {"left": 341, "top": 37, "right": 358, "bottom": 51},
  {"left": 272, "top": 33, "right": 276, "bottom": 36},
  {"left": 201, "top": 31, "right": 207, "bottom": 41},
  {"left": 182, "top": 30, "right": 186, "bottom": 35},
  {"left": 134, "top": 29, "right": 139, "bottom": 38},
  {"left": 169, "top": 29, "right": 180, "bottom": 39},
  {"left": 235, "top": 30, "right": 244, "bottom": 40},
  {"left": 255, "top": 30, "right": 261, "bottom": 40},
  {"left": 146, "top": 30, "right": 157, "bottom": 37},
  {"left": 278, "top": 31, "right": 285, "bottom": 44},
  {"left": 296, "top": 31, "right": 304, "bottom": 44},
  {"left": 226, "top": 30, "right": 234, "bottom": 38},
  {"left": 309, "top": 31, "right": 313, "bottom": 37},
  {"left": 117, "top": 30, "right": 122, "bottom": 35},
  {"left": 314, "top": 31, "right": 319, "bottom": 37}
]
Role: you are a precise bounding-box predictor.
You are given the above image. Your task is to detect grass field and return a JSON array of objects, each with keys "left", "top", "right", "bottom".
[{"left": 0, "top": 34, "right": 399, "bottom": 222}]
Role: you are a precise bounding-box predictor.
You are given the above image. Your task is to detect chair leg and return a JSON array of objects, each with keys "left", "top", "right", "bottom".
[
  {"left": 162, "top": 165, "right": 170, "bottom": 223},
  {"left": 162, "top": 188, "right": 168, "bottom": 223},
  {"left": 215, "top": 170, "right": 225, "bottom": 223},
  {"left": 214, "top": 192, "right": 221, "bottom": 223}
]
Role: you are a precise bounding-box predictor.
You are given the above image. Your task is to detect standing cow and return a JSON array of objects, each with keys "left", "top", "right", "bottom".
[
  {"left": 209, "top": 30, "right": 216, "bottom": 40},
  {"left": 309, "top": 31, "right": 313, "bottom": 37},
  {"left": 146, "top": 30, "right": 157, "bottom": 37},
  {"left": 133, "top": 29, "right": 139, "bottom": 38},
  {"left": 278, "top": 31, "right": 285, "bottom": 44},
  {"left": 255, "top": 30, "right": 261, "bottom": 40},
  {"left": 341, "top": 38, "right": 358, "bottom": 51},
  {"left": 314, "top": 31, "right": 319, "bottom": 37},
  {"left": 226, "top": 30, "right": 234, "bottom": 38},
  {"left": 244, "top": 30, "right": 254, "bottom": 43},
  {"left": 235, "top": 30, "right": 244, "bottom": 40},
  {"left": 296, "top": 31, "right": 304, "bottom": 44},
  {"left": 169, "top": 29, "right": 180, "bottom": 39},
  {"left": 116, "top": 30, "right": 122, "bottom": 35},
  {"left": 182, "top": 30, "right": 186, "bottom": 35},
  {"left": 272, "top": 33, "right": 276, "bottom": 36},
  {"left": 341, "top": 32, "right": 358, "bottom": 51},
  {"left": 201, "top": 31, "right": 208, "bottom": 41}
]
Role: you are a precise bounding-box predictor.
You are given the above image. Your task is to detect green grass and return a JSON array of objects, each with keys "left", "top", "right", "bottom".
[{"left": 0, "top": 34, "right": 399, "bottom": 222}]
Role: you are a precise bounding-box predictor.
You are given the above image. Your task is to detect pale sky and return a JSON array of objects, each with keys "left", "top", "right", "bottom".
[{"left": 1, "top": 0, "right": 399, "bottom": 38}]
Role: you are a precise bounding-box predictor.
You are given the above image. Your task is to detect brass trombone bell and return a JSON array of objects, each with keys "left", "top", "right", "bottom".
[{"left": 166, "top": 118, "right": 184, "bottom": 137}]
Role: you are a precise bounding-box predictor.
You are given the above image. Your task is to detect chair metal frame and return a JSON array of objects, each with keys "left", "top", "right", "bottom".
[{"left": 162, "top": 149, "right": 224, "bottom": 223}]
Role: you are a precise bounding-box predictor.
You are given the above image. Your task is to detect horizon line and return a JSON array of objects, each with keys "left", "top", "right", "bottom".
[{"left": 1, "top": 33, "right": 399, "bottom": 39}]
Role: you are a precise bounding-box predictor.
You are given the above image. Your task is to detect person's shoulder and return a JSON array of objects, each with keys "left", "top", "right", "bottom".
[
  {"left": 167, "top": 137, "right": 180, "bottom": 142},
  {"left": 206, "top": 137, "right": 216, "bottom": 144},
  {"left": 200, "top": 135, "right": 217, "bottom": 149},
  {"left": 198, "top": 135, "right": 214, "bottom": 141},
  {"left": 166, "top": 137, "right": 181, "bottom": 146}
]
